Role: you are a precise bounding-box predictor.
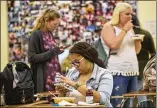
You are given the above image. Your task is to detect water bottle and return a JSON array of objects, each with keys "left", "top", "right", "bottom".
[
  {"left": 55, "top": 72, "right": 60, "bottom": 84},
  {"left": 86, "top": 89, "right": 93, "bottom": 104}
]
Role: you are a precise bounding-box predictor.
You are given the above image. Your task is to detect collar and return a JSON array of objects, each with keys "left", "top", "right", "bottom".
[
  {"left": 90, "top": 63, "right": 98, "bottom": 80},
  {"left": 73, "top": 63, "right": 98, "bottom": 81}
]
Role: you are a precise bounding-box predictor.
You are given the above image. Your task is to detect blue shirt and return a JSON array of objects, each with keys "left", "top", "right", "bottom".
[{"left": 66, "top": 63, "right": 113, "bottom": 107}]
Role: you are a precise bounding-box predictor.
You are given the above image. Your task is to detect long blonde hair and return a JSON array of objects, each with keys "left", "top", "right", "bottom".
[
  {"left": 33, "top": 8, "right": 60, "bottom": 31},
  {"left": 110, "top": 2, "right": 132, "bottom": 25}
]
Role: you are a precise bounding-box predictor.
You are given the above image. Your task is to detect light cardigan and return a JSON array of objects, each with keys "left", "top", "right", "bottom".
[{"left": 66, "top": 64, "right": 113, "bottom": 107}]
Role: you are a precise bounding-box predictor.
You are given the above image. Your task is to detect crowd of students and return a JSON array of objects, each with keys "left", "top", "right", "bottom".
[
  {"left": 7, "top": 0, "right": 137, "bottom": 63},
  {"left": 4, "top": 1, "right": 156, "bottom": 107}
]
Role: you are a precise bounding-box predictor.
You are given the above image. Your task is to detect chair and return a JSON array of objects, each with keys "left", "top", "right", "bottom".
[
  {"left": 119, "top": 98, "right": 131, "bottom": 108},
  {"left": 137, "top": 99, "right": 154, "bottom": 108}
]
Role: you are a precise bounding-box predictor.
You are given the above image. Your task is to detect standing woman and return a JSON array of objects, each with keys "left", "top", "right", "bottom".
[
  {"left": 101, "top": 3, "right": 142, "bottom": 107},
  {"left": 28, "top": 9, "right": 64, "bottom": 93}
]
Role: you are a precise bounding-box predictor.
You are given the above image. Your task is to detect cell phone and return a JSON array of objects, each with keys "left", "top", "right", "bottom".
[
  {"left": 54, "top": 83, "right": 64, "bottom": 87},
  {"left": 59, "top": 45, "right": 71, "bottom": 49}
]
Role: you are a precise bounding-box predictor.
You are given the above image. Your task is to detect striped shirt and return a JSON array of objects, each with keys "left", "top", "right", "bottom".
[{"left": 66, "top": 63, "right": 113, "bottom": 107}]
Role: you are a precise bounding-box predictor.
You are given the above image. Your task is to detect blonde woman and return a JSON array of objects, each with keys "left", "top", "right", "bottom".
[
  {"left": 101, "top": 3, "right": 142, "bottom": 107},
  {"left": 28, "top": 9, "right": 64, "bottom": 93}
]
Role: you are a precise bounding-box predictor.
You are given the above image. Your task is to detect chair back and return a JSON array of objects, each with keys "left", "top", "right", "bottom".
[{"left": 137, "top": 99, "right": 154, "bottom": 108}]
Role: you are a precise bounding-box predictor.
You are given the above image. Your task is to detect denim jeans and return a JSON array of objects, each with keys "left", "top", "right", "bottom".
[{"left": 111, "top": 75, "right": 138, "bottom": 108}]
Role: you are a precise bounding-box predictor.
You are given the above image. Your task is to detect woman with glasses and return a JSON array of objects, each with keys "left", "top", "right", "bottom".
[
  {"left": 28, "top": 8, "right": 64, "bottom": 93},
  {"left": 55, "top": 42, "right": 113, "bottom": 107}
]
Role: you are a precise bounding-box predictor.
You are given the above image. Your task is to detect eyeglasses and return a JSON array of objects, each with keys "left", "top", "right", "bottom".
[{"left": 70, "top": 57, "right": 84, "bottom": 68}]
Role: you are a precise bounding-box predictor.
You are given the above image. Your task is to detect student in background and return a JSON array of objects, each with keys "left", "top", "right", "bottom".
[
  {"left": 28, "top": 9, "right": 64, "bottom": 93},
  {"left": 132, "top": 14, "right": 156, "bottom": 104},
  {"left": 132, "top": 14, "right": 156, "bottom": 81}
]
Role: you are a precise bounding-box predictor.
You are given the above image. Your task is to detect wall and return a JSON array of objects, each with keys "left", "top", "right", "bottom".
[
  {"left": 1, "top": 1, "right": 8, "bottom": 71},
  {"left": 137, "top": 1, "right": 156, "bottom": 47}
]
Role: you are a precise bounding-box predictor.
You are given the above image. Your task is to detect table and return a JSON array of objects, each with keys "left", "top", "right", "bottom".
[
  {"left": 4, "top": 91, "right": 104, "bottom": 108},
  {"left": 122, "top": 90, "right": 156, "bottom": 97},
  {"left": 2, "top": 100, "right": 104, "bottom": 108},
  {"left": 34, "top": 91, "right": 59, "bottom": 101}
]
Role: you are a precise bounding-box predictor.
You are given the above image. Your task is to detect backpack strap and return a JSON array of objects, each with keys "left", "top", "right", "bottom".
[
  {"left": 12, "top": 64, "right": 19, "bottom": 88},
  {"left": 9, "top": 62, "right": 34, "bottom": 83}
]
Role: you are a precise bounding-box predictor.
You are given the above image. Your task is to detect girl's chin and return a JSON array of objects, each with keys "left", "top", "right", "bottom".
[{"left": 78, "top": 70, "right": 83, "bottom": 73}]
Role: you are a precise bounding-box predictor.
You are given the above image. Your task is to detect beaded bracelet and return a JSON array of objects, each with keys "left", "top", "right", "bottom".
[
  {"left": 122, "top": 28, "right": 127, "bottom": 33},
  {"left": 74, "top": 82, "right": 82, "bottom": 90}
]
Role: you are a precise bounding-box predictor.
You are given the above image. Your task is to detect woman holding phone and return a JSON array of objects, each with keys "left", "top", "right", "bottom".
[
  {"left": 28, "top": 8, "right": 64, "bottom": 93},
  {"left": 55, "top": 42, "right": 113, "bottom": 107}
]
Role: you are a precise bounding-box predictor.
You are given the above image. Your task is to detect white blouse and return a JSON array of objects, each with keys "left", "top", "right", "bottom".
[{"left": 101, "top": 26, "right": 139, "bottom": 76}]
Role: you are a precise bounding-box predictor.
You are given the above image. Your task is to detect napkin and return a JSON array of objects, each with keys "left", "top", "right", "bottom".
[
  {"left": 78, "top": 101, "right": 99, "bottom": 106},
  {"left": 58, "top": 100, "right": 77, "bottom": 106}
]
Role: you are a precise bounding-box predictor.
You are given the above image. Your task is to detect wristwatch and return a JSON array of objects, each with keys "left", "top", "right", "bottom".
[{"left": 74, "top": 82, "right": 82, "bottom": 90}]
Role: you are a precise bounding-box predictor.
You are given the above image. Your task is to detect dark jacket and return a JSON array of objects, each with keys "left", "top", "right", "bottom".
[
  {"left": 0, "top": 72, "right": 5, "bottom": 93},
  {"left": 28, "top": 30, "right": 61, "bottom": 93},
  {"left": 133, "top": 27, "right": 156, "bottom": 80}
]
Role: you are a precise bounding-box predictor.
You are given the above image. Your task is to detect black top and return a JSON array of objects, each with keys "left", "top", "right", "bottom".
[
  {"left": 133, "top": 27, "right": 156, "bottom": 80},
  {"left": 28, "top": 30, "right": 61, "bottom": 93}
]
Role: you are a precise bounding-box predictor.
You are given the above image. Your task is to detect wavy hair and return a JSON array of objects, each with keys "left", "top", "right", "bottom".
[
  {"left": 33, "top": 8, "right": 60, "bottom": 31},
  {"left": 110, "top": 2, "right": 132, "bottom": 25}
]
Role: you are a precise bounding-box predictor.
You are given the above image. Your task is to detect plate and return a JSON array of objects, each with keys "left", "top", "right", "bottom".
[{"left": 132, "top": 34, "right": 145, "bottom": 41}]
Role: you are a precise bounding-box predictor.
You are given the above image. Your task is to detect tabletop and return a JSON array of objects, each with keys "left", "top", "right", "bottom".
[
  {"left": 123, "top": 90, "right": 156, "bottom": 97},
  {"left": 2, "top": 100, "right": 104, "bottom": 108}
]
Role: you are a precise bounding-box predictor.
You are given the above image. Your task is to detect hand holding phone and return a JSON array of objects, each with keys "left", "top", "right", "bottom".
[
  {"left": 55, "top": 83, "right": 73, "bottom": 92},
  {"left": 59, "top": 45, "right": 71, "bottom": 49}
]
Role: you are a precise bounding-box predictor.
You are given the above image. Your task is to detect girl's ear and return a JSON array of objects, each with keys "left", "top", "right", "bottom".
[{"left": 45, "top": 17, "right": 49, "bottom": 23}]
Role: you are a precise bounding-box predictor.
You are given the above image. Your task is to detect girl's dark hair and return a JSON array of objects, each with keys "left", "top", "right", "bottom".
[
  {"left": 132, "top": 14, "right": 141, "bottom": 27},
  {"left": 69, "top": 42, "right": 105, "bottom": 68}
]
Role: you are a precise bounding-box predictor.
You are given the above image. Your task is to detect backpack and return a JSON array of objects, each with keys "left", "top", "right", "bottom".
[
  {"left": 91, "top": 38, "right": 111, "bottom": 68},
  {"left": 143, "top": 55, "right": 156, "bottom": 91},
  {"left": 1, "top": 62, "right": 34, "bottom": 105}
]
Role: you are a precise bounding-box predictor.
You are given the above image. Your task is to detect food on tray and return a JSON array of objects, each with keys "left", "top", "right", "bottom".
[
  {"left": 53, "top": 97, "right": 75, "bottom": 103},
  {"left": 132, "top": 34, "right": 145, "bottom": 41}
]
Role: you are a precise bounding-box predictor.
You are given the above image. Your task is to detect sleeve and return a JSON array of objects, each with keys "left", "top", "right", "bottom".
[
  {"left": 66, "top": 67, "right": 79, "bottom": 81},
  {"left": 146, "top": 32, "right": 156, "bottom": 55},
  {"left": 0, "top": 72, "right": 5, "bottom": 93},
  {"left": 28, "top": 31, "right": 62, "bottom": 64},
  {"left": 97, "top": 73, "right": 113, "bottom": 105}
]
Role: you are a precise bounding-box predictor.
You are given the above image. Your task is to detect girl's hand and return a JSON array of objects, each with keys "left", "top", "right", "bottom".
[
  {"left": 124, "top": 20, "right": 133, "bottom": 31},
  {"left": 55, "top": 85, "right": 68, "bottom": 97},
  {"left": 59, "top": 75, "right": 76, "bottom": 87},
  {"left": 55, "top": 85, "right": 69, "bottom": 92},
  {"left": 134, "top": 39, "right": 142, "bottom": 43}
]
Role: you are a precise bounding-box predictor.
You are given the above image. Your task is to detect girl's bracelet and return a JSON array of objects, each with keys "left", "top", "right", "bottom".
[{"left": 122, "top": 28, "right": 127, "bottom": 33}]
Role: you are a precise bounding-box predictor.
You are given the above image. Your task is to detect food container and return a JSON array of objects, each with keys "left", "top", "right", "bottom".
[{"left": 53, "top": 97, "right": 75, "bottom": 103}]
